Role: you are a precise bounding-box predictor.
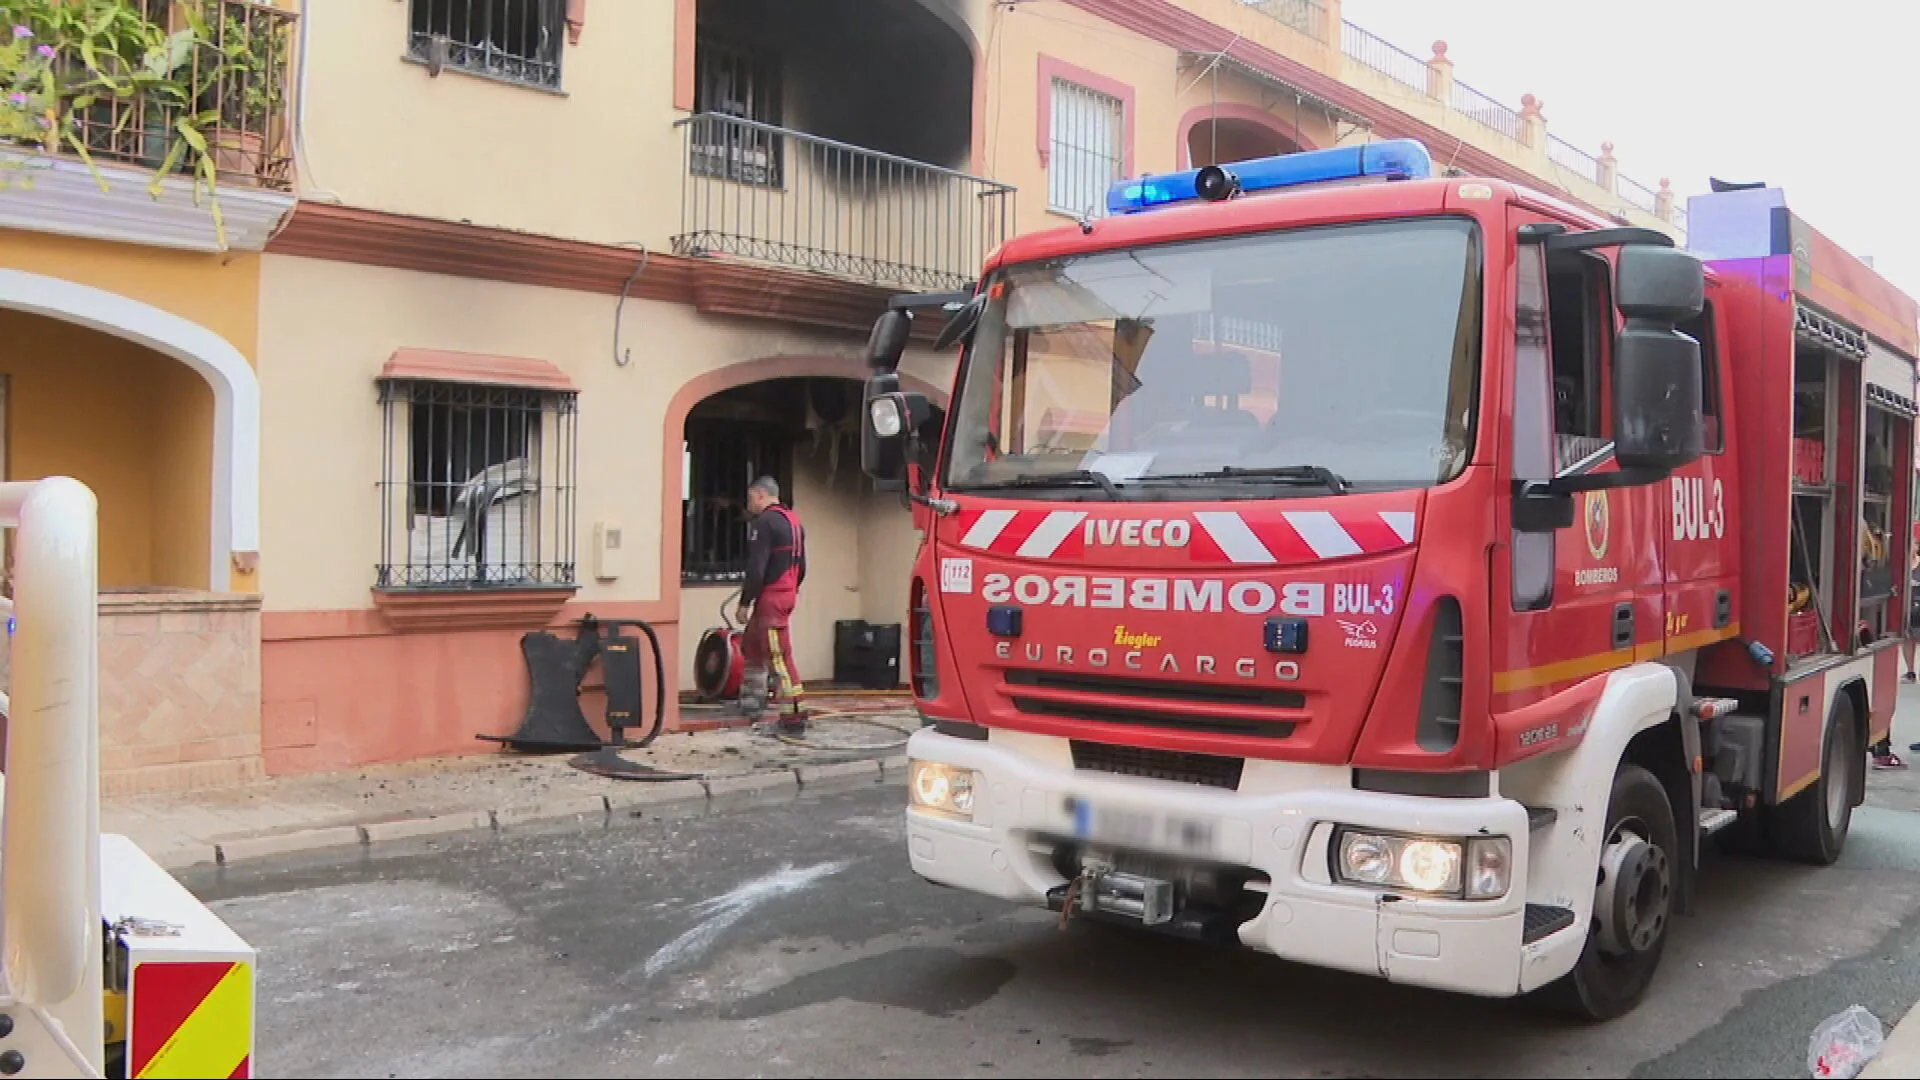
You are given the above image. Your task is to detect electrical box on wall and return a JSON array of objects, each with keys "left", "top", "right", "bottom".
[{"left": 593, "top": 521, "right": 625, "bottom": 581}]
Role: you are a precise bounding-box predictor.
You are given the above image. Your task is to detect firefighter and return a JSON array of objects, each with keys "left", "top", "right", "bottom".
[{"left": 735, "top": 476, "right": 808, "bottom": 734}]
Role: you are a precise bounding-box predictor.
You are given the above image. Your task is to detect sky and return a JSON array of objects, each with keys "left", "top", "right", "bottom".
[{"left": 1338, "top": 0, "right": 1920, "bottom": 304}]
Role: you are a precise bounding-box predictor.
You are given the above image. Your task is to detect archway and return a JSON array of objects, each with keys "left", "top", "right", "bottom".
[
  {"left": 0, "top": 269, "right": 259, "bottom": 591},
  {"left": 1178, "top": 103, "right": 1316, "bottom": 169},
  {"left": 661, "top": 355, "right": 948, "bottom": 697}
]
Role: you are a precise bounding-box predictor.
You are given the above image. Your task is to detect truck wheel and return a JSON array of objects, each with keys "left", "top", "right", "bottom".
[
  {"left": 1765, "top": 693, "right": 1859, "bottom": 866},
  {"left": 1543, "top": 763, "right": 1677, "bottom": 1021}
]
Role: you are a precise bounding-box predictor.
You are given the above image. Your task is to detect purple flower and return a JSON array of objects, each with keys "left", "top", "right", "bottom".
[
  {"left": 7, "top": 92, "right": 25, "bottom": 107},
  {"left": 34, "top": 43, "right": 53, "bottom": 58},
  {"left": 10, "top": 25, "right": 29, "bottom": 39}
]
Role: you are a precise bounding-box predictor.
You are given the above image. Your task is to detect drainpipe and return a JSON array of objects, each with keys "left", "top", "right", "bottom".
[{"left": 291, "top": 0, "right": 339, "bottom": 203}]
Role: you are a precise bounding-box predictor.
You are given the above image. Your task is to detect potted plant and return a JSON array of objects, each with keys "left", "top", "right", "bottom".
[
  {"left": 197, "top": 1, "right": 286, "bottom": 187},
  {"left": 0, "top": 0, "right": 232, "bottom": 242}
]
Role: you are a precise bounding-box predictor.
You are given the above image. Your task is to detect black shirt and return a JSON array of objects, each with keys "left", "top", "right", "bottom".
[{"left": 742, "top": 505, "right": 806, "bottom": 606}]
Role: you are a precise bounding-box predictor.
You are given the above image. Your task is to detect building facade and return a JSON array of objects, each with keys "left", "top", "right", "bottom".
[{"left": 0, "top": 0, "right": 1686, "bottom": 791}]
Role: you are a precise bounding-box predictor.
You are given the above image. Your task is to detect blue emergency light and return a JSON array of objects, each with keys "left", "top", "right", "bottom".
[{"left": 1106, "top": 138, "right": 1435, "bottom": 216}]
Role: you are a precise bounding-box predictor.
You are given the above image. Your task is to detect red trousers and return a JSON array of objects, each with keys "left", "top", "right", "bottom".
[{"left": 742, "top": 588, "right": 802, "bottom": 703}]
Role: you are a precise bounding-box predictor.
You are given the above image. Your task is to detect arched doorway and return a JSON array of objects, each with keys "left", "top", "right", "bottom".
[
  {"left": 677, "top": 374, "right": 947, "bottom": 695},
  {"left": 662, "top": 357, "right": 948, "bottom": 703},
  {"left": 0, "top": 269, "right": 266, "bottom": 794},
  {"left": 1179, "top": 104, "right": 1316, "bottom": 169},
  {"left": 0, "top": 269, "right": 259, "bottom": 591}
]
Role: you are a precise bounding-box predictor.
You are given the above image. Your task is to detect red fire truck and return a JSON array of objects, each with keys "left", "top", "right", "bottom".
[{"left": 856, "top": 140, "right": 1920, "bottom": 1020}]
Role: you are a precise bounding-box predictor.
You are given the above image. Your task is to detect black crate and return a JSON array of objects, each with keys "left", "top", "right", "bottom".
[{"left": 834, "top": 619, "right": 902, "bottom": 689}]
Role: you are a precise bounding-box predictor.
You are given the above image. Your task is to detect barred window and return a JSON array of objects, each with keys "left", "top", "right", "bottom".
[
  {"left": 408, "top": 0, "right": 565, "bottom": 90},
  {"left": 1048, "top": 78, "right": 1123, "bottom": 217},
  {"left": 378, "top": 379, "right": 578, "bottom": 590},
  {"left": 681, "top": 421, "right": 791, "bottom": 584}
]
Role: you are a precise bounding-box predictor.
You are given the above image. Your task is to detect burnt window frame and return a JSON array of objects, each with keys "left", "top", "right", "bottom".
[
  {"left": 377, "top": 378, "right": 579, "bottom": 591},
  {"left": 690, "top": 30, "right": 785, "bottom": 188},
  {"left": 680, "top": 419, "right": 794, "bottom": 585},
  {"left": 406, "top": 0, "right": 568, "bottom": 92},
  {"left": 1047, "top": 76, "right": 1125, "bottom": 218}
]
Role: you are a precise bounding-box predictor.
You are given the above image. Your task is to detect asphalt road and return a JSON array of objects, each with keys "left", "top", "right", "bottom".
[{"left": 185, "top": 751, "right": 1920, "bottom": 1080}]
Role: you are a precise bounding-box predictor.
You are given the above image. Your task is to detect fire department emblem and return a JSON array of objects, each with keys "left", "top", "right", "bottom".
[{"left": 1584, "top": 491, "right": 1611, "bottom": 560}]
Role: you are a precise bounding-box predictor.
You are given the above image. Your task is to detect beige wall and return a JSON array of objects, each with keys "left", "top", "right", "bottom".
[
  {"left": 258, "top": 254, "right": 955, "bottom": 614},
  {"left": 296, "top": 0, "right": 680, "bottom": 247},
  {"left": 297, "top": 0, "right": 1673, "bottom": 262}
]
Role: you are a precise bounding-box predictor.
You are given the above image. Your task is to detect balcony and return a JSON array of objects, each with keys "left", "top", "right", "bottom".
[
  {"left": 1335, "top": 19, "right": 1685, "bottom": 236},
  {"left": 0, "top": 0, "right": 299, "bottom": 252},
  {"left": 673, "top": 112, "right": 1015, "bottom": 293}
]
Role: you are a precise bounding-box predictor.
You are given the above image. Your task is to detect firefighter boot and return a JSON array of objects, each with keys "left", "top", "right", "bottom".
[
  {"left": 777, "top": 698, "right": 808, "bottom": 738},
  {"left": 738, "top": 668, "right": 769, "bottom": 719}
]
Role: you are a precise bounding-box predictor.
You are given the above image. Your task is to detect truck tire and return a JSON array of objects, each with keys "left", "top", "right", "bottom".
[
  {"left": 1542, "top": 763, "right": 1677, "bottom": 1021},
  {"left": 1765, "top": 692, "right": 1859, "bottom": 866}
]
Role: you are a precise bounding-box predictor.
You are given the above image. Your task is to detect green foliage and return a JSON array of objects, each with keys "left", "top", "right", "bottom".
[{"left": 0, "top": 1, "right": 293, "bottom": 245}]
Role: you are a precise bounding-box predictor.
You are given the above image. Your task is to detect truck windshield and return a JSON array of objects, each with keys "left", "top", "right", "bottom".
[{"left": 943, "top": 217, "right": 1483, "bottom": 497}]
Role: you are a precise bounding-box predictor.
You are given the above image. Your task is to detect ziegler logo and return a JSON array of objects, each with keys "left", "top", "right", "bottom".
[
  {"left": 1337, "top": 619, "right": 1379, "bottom": 649},
  {"left": 1112, "top": 625, "right": 1163, "bottom": 648}
]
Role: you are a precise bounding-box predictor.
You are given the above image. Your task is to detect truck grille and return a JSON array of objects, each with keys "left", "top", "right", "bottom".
[
  {"left": 1003, "top": 670, "right": 1301, "bottom": 739},
  {"left": 1070, "top": 741, "right": 1245, "bottom": 790}
]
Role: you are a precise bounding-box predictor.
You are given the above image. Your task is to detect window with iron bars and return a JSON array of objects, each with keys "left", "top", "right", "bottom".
[
  {"left": 690, "top": 32, "right": 784, "bottom": 187},
  {"left": 377, "top": 379, "right": 578, "bottom": 590},
  {"left": 407, "top": 0, "right": 566, "bottom": 90},
  {"left": 681, "top": 421, "right": 792, "bottom": 584},
  {"left": 1049, "top": 78, "right": 1124, "bottom": 218}
]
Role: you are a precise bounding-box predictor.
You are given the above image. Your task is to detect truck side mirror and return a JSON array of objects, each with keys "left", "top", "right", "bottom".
[
  {"left": 863, "top": 376, "right": 932, "bottom": 492},
  {"left": 866, "top": 311, "right": 913, "bottom": 374},
  {"left": 1613, "top": 245, "right": 1706, "bottom": 473}
]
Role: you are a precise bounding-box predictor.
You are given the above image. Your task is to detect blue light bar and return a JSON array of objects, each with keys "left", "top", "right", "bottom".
[{"left": 1106, "top": 138, "right": 1435, "bottom": 216}]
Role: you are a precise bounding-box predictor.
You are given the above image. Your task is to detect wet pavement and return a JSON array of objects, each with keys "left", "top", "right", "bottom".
[{"left": 189, "top": 731, "right": 1920, "bottom": 1079}]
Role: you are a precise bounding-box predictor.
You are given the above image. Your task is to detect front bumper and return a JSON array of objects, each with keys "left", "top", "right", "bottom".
[{"left": 904, "top": 729, "right": 1574, "bottom": 998}]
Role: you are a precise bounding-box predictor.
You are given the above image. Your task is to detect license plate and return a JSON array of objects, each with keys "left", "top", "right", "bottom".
[{"left": 1068, "top": 797, "right": 1216, "bottom": 856}]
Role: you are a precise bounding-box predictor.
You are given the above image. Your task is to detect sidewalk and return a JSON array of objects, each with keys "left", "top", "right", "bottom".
[{"left": 106, "top": 700, "right": 920, "bottom": 871}]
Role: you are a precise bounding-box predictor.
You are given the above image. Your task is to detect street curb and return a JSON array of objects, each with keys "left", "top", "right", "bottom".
[
  {"left": 179, "top": 760, "right": 902, "bottom": 870},
  {"left": 1861, "top": 1001, "right": 1920, "bottom": 1078},
  {"left": 215, "top": 825, "right": 365, "bottom": 866}
]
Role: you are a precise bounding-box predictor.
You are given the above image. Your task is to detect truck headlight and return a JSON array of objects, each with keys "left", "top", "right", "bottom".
[
  {"left": 1333, "top": 829, "right": 1511, "bottom": 900},
  {"left": 909, "top": 761, "right": 978, "bottom": 820}
]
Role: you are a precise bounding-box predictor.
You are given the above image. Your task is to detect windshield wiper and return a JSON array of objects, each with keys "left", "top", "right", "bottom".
[
  {"left": 966, "top": 469, "right": 1123, "bottom": 498},
  {"left": 1139, "top": 465, "right": 1350, "bottom": 494}
]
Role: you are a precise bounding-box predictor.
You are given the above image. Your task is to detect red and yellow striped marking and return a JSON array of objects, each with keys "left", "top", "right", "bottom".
[{"left": 131, "top": 960, "right": 253, "bottom": 1079}]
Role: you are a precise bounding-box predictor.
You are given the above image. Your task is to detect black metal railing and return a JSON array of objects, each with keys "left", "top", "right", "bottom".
[
  {"left": 673, "top": 112, "right": 1016, "bottom": 292},
  {"left": 1339, "top": 19, "right": 1428, "bottom": 95},
  {"left": 1547, "top": 134, "right": 1601, "bottom": 185},
  {"left": 406, "top": 0, "right": 564, "bottom": 90},
  {"left": 1449, "top": 78, "right": 1522, "bottom": 142},
  {"left": 377, "top": 379, "right": 578, "bottom": 590}
]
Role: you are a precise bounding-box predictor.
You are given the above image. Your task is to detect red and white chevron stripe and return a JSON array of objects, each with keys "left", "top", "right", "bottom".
[{"left": 953, "top": 508, "right": 1417, "bottom": 563}]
